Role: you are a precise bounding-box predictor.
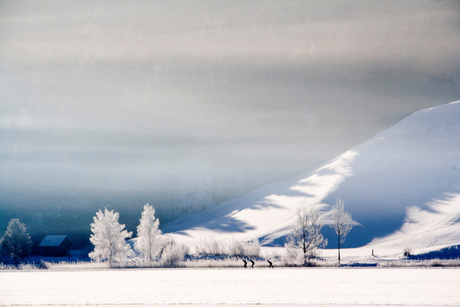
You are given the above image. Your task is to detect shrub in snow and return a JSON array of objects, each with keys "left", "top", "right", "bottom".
[
  {"left": 160, "top": 238, "right": 188, "bottom": 267},
  {"left": 227, "top": 239, "right": 245, "bottom": 257},
  {"left": 195, "top": 238, "right": 225, "bottom": 256},
  {"left": 1, "top": 218, "right": 32, "bottom": 265},
  {"left": 196, "top": 238, "right": 261, "bottom": 258},
  {"left": 89, "top": 208, "right": 133, "bottom": 265},
  {"left": 243, "top": 239, "right": 261, "bottom": 258},
  {"left": 134, "top": 204, "right": 162, "bottom": 263},
  {"left": 282, "top": 237, "right": 302, "bottom": 266},
  {"left": 288, "top": 204, "right": 327, "bottom": 266}
]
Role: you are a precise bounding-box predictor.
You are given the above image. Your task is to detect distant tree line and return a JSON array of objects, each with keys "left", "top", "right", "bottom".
[{"left": 1, "top": 199, "right": 355, "bottom": 267}]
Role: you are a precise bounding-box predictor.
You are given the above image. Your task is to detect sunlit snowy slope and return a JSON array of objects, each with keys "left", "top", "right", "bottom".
[{"left": 164, "top": 101, "right": 460, "bottom": 253}]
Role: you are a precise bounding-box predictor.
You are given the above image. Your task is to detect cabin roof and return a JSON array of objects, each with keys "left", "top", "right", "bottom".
[{"left": 39, "top": 235, "right": 71, "bottom": 247}]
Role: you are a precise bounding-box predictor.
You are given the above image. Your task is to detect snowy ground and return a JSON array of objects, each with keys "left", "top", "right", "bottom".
[{"left": 1, "top": 267, "right": 459, "bottom": 306}]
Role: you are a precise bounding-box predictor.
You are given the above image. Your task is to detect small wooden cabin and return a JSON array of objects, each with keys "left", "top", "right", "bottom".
[{"left": 38, "top": 235, "right": 73, "bottom": 257}]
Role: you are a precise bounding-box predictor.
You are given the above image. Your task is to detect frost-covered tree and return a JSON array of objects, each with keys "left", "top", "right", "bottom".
[
  {"left": 1, "top": 218, "right": 32, "bottom": 265},
  {"left": 135, "top": 203, "right": 162, "bottom": 262},
  {"left": 330, "top": 199, "right": 355, "bottom": 263},
  {"left": 287, "top": 204, "right": 327, "bottom": 266},
  {"left": 89, "top": 208, "right": 133, "bottom": 265}
]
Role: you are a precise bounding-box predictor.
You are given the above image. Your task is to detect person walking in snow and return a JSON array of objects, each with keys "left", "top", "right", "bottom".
[{"left": 267, "top": 259, "right": 273, "bottom": 268}]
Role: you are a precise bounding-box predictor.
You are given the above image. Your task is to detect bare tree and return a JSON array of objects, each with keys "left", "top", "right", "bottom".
[
  {"left": 288, "top": 204, "right": 327, "bottom": 266},
  {"left": 330, "top": 199, "right": 355, "bottom": 264}
]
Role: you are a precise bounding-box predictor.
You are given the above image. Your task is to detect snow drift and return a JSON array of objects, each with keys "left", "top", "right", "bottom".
[{"left": 164, "top": 101, "right": 460, "bottom": 253}]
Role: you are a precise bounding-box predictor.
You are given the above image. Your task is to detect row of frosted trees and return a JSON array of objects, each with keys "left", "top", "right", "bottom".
[
  {"left": 1, "top": 200, "right": 354, "bottom": 267},
  {"left": 89, "top": 204, "right": 187, "bottom": 267},
  {"left": 90, "top": 199, "right": 355, "bottom": 267}
]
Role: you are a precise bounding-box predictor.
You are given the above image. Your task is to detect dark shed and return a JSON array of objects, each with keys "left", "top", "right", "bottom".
[{"left": 38, "top": 235, "right": 73, "bottom": 257}]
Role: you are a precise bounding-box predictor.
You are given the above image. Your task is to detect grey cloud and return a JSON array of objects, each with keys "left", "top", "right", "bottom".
[
  {"left": 1, "top": 0, "right": 458, "bottom": 67},
  {"left": 1, "top": 0, "right": 459, "bottom": 235}
]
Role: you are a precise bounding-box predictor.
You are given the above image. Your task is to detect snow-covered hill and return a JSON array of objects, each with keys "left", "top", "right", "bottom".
[{"left": 164, "top": 101, "right": 460, "bottom": 254}]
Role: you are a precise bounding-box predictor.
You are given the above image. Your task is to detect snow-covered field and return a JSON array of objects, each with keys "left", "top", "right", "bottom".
[{"left": 1, "top": 268, "right": 459, "bottom": 306}]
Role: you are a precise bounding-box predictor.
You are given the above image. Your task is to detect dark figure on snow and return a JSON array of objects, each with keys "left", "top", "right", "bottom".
[
  {"left": 267, "top": 260, "right": 273, "bottom": 268},
  {"left": 250, "top": 259, "right": 255, "bottom": 268},
  {"left": 242, "top": 259, "right": 247, "bottom": 268}
]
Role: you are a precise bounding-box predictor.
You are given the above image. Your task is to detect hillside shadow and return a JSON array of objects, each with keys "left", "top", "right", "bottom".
[
  {"left": 408, "top": 244, "right": 460, "bottom": 260},
  {"left": 326, "top": 188, "right": 460, "bottom": 248},
  {"left": 172, "top": 215, "right": 256, "bottom": 236},
  {"left": 164, "top": 181, "right": 319, "bottom": 234},
  {"left": 164, "top": 151, "right": 358, "bottom": 236},
  {"left": 164, "top": 173, "right": 340, "bottom": 235}
]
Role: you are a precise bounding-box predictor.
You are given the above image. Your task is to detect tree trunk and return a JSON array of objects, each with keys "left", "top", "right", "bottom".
[
  {"left": 337, "top": 232, "right": 341, "bottom": 264},
  {"left": 303, "top": 235, "right": 307, "bottom": 266},
  {"left": 149, "top": 234, "right": 152, "bottom": 263},
  {"left": 109, "top": 244, "right": 113, "bottom": 267},
  {"left": 303, "top": 246, "right": 307, "bottom": 266}
]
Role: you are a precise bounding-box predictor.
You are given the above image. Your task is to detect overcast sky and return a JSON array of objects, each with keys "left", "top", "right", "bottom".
[{"left": 1, "top": 0, "right": 459, "bottom": 220}]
